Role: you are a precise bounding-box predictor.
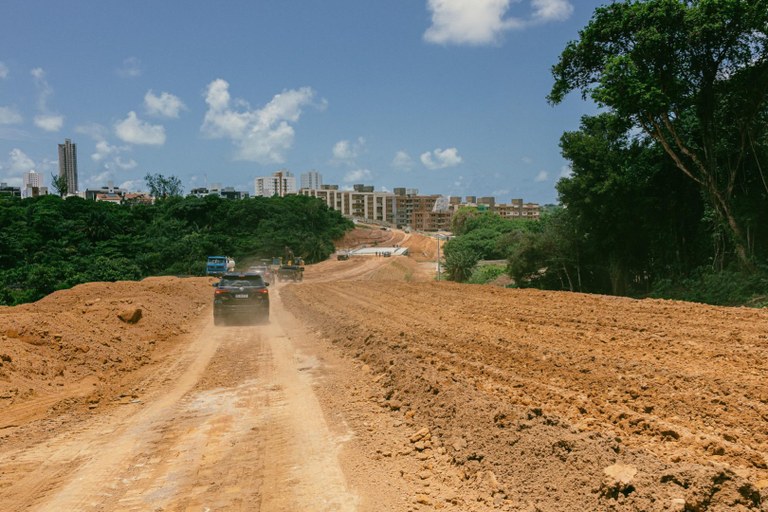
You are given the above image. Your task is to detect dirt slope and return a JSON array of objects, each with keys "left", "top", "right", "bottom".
[{"left": 0, "top": 228, "right": 766, "bottom": 511}]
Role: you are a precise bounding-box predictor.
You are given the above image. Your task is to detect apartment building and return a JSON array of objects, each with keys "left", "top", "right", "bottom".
[{"left": 254, "top": 169, "right": 296, "bottom": 197}]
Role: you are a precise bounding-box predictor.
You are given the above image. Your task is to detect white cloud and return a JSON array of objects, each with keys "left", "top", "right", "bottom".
[
  {"left": 332, "top": 137, "right": 365, "bottom": 165},
  {"left": 115, "top": 111, "right": 166, "bottom": 145},
  {"left": 30, "top": 67, "right": 64, "bottom": 131},
  {"left": 144, "top": 90, "right": 186, "bottom": 118},
  {"left": 343, "top": 168, "right": 373, "bottom": 183},
  {"left": 34, "top": 114, "right": 64, "bottom": 132},
  {"left": 201, "top": 78, "right": 319, "bottom": 163},
  {"left": 119, "top": 179, "right": 144, "bottom": 191},
  {"left": 117, "top": 57, "right": 142, "bottom": 78},
  {"left": 559, "top": 164, "right": 572, "bottom": 178},
  {"left": 534, "top": 170, "right": 549, "bottom": 182},
  {"left": 8, "top": 148, "right": 35, "bottom": 173},
  {"left": 424, "top": 0, "right": 523, "bottom": 45},
  {"left": 420, "top": 147, "right": 463, "bottom": 169},
  {"left": 492, "top": 188, "right": 510, "bottom": 197},
  {"left": 0, "top": 62, "right": 8, "bottom": 79},
  {"left": 392, "top": 150, "right": 414, "bottom": 170},
  {"left": 423, "top": 0, "right": 574, "bottom": 45},
  {"left": 521, "top": 156, "right": 533, "bottom": 164},
  {"left": 531, "top": 0, "right": 573, "bottom": 22},
  {"left": 115, "top": 156, "right": 137, "bottom": 170},
  {"left": 0, "top": 106, "right": 22, "bottom": 125}
]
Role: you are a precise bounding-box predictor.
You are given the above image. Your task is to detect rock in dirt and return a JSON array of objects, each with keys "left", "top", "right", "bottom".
[{"left": 118, "top": 308, "right": 143, "bottom": 324}]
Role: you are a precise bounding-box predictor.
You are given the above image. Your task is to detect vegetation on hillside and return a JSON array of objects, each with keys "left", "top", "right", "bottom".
[
  {"left": 446, "top": 0, "right": 768, "bottom": 306},
  {"left": 0, "top": 193, "right": 352, "bottom": 305}
]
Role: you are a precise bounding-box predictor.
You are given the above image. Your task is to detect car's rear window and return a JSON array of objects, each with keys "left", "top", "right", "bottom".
[{"left": 220, "top": 275, "right": 264, "bottom": 287}]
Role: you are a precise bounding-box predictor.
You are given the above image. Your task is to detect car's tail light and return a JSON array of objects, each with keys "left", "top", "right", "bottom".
[
  {"left": 214, "top": 289, "right": 229, "bottom": 295},
  {"left": 258, "top": 289, "right": 269, "bottom": 295}
]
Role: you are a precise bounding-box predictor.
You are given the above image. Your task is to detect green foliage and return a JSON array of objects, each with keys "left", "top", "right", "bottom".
[
  {"left": 443, "top": 246, "right": 478, "bottom": 283},
  {"left": 0, "top": 194, "right": 353, "bottom": 305},
  {"left": 550, "top": 0, "right": 768, "bottom": 269},
  {"left": 649, "top": 266, "right": 768, "bottom": 307},
  {"left": 50, "top": 173, "right": 68, "bottom": 197},
  {"left": 467, "top": 264, "right": 506, "bottom": 285},
  {"left": 144, "top": 173, "right": 184, "bottom": 199}
]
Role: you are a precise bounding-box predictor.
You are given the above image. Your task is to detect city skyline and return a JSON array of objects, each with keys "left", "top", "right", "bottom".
[{"left": 0, "top": 1, "right": 603, "bottom": 204}]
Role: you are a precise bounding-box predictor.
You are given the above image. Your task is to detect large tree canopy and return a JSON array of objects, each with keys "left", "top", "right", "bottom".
[{"left": 549, "top": 0, "right": 768, "bottom": 269}]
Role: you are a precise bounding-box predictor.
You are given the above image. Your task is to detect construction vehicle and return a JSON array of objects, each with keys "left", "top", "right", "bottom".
[{"left": 206, "top": 256, "right": 235, "bottom": 276}]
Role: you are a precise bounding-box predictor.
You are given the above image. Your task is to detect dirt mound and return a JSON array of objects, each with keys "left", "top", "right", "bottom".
[
  {"left": 281, "top": 281, "right": 768, "bottom": 510},
  {"left": 0, "top": 277, "right": 212, "bottom": 429}
]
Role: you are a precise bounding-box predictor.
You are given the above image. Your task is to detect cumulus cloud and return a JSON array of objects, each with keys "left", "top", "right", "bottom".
[
  {"left": 531, "top": 0, "right": 574, "bottom": 22},
  {"left": 8, "top": 148, "right": 35, "bottom": 173},
  {"left": 115, "top": 156, "right": 137, "bottom": 170},
  {"left": 420, "top": 147, "right": 463, "bottom": 169},
  {"left": 392, "top": 150, "right": 414, "bottom": 170},
  {"left": 424, "top": 0, "right": 573, "bottom": 45},
  {"left": 0, "top": 62, "right": 8, "bottom": 79},
  {"left": 34, "top": 114, "right": 64, "bottom": 132},
  {"left": 201, "top": 78, "right": 319, "bottom": 163},
  {"left": 332, "top": 137, "right": 365, "bottom": 165},
  {"left": 144, "top": 90, "right": 186, "bottom": 118},
  {"left": 0, "top": 106, "right": 22, "bottom": 125},
  {"left": 343, "top": 168, "right": 373, "bottom": 183},
  {"left": 31, "top": 67, "right": 64, "bottom": 131},
  {"left": 534, "top": 170, "right": 549, "bottom": 182},
  {"left": 117, "top": 57, "right": 142, "bottom": 78},
  {"left": 424, "top": 0, "right": 523, "bottom": 45},
  {"left": 115, "top": 111, "right": 166, "bottom": 145},
  {"left": 559, "top": 164, "right": 572, "bottom": 178}
]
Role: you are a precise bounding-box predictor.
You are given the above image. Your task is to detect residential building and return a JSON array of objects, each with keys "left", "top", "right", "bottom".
[
  {"left": 495, "top": 199, "right": 541, "bottom": 219},
  {"left": 57, "top": 138, "right": 78, "bottom": 195},
  {"left": 0, "top": 182, "right": 21, "bottom": 198},
  {"left": 84, "top": 182, "right": 127, "bottom": 201},
  {"left": 23, "top": 170, "right": 44, "bottom": 198},
  {"left": 254, "top": 169, "right": 297, "bottom": 197},
  {"left": 300, "top": 186, "right": 396, "bottom": 224},
  {"left": 300, "top": 171, "right": 322, "bottom": 190}
]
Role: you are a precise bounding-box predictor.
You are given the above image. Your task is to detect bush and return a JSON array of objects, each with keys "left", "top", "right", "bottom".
[
  {"left": 468, "top": 264, "right": 506, "bottom": 285},
  {"left": 648, "top": 266, "right": 768, "bottom": 307}
]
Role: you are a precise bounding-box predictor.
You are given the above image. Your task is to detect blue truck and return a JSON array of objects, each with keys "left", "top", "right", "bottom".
[{"left": 206, "top": 256, "right": 235, "bottom": 276}]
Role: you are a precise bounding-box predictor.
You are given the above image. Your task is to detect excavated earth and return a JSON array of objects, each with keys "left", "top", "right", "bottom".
[{"left": 0, "top": 227, "right": 766, "bottom": 511}]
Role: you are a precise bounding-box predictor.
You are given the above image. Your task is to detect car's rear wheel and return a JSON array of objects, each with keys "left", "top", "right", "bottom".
[{"left": 214, "top": 313, "right": 225, "bottom": 326}]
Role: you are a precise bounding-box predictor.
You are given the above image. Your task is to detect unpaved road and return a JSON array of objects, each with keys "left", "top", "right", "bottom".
[{"left": 0, "top": 228, "right": 767, "bottom": 511}]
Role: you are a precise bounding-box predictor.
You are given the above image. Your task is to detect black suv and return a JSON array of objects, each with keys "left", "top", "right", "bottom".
[{"left": 213, "top": 272, "right": 270, "bottom": 325}]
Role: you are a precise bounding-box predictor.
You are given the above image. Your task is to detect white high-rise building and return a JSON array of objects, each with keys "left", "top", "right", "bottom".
[
  {"left": 23, "top": 170, "right": 43, "bottom": 198},
  {"left": 300, "top": 170, "right": 322, "bottom": 190},
  {"left": 254, "top": 169, "right": 297, "bottom": 197}
]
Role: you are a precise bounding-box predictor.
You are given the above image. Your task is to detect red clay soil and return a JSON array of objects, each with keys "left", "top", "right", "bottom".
[
  {"left": 0, "top": 229, "right": 766, "bottom": 511},
  {"left": 281, "top": 277, "right": 768, "bottom": 511}
]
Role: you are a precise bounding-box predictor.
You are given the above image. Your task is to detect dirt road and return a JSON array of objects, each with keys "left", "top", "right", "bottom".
[{"left": 0, "top": 228, "right": 766, "bottom": 511}]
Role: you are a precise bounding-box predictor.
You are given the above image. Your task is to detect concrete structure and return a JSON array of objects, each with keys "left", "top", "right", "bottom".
[
  {"left": 254, "top": 169, "right": 297, "bottom": 197},
  {"left": 57, "top": 138, "right": 78, "bottom": 195},
  {"left": 84, "top": 182, "right": 127, "bottom": 202},
  {"left": 0, "top": 182, "right": 21, "bottom": 198},
  {"left": 495, "top": 199, "right": 541, "bottom": 219},
  {"left": 23, "top": 170, "right": 44, "bottom": 198},
  {"left": 189, "top": 184, "right": 248, "bottom": 200},
  {"left": 301, "top": 182, "right": 541, "bottom": 230},
  {"left": 300, "top": 186, "right": 396, "bottom": 224},
  {"left": 300, "top": 171, "right": 322, "bottom": 190}
]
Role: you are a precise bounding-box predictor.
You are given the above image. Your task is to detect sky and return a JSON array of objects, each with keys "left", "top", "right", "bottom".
[{"left": 0, "top": 0, "right": 606, "bottom": 204}]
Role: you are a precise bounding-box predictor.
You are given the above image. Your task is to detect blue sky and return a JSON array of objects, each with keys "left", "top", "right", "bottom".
[{"left": 0, "top": 0, "right": 604, "bottom": 204}]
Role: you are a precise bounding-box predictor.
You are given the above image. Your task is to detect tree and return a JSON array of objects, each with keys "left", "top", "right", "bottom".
[
  {"left": 443, "top": 243, "right": 479, "bottom": 282},
  {"left": 50, "top": 173, "right": 68, "bottom": 198},
  {"left": 144, "top": 173, "right": 184, "bottom": 200},
  {"left": 549, "top": 0, "right": 768, "bottom": 269}
]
